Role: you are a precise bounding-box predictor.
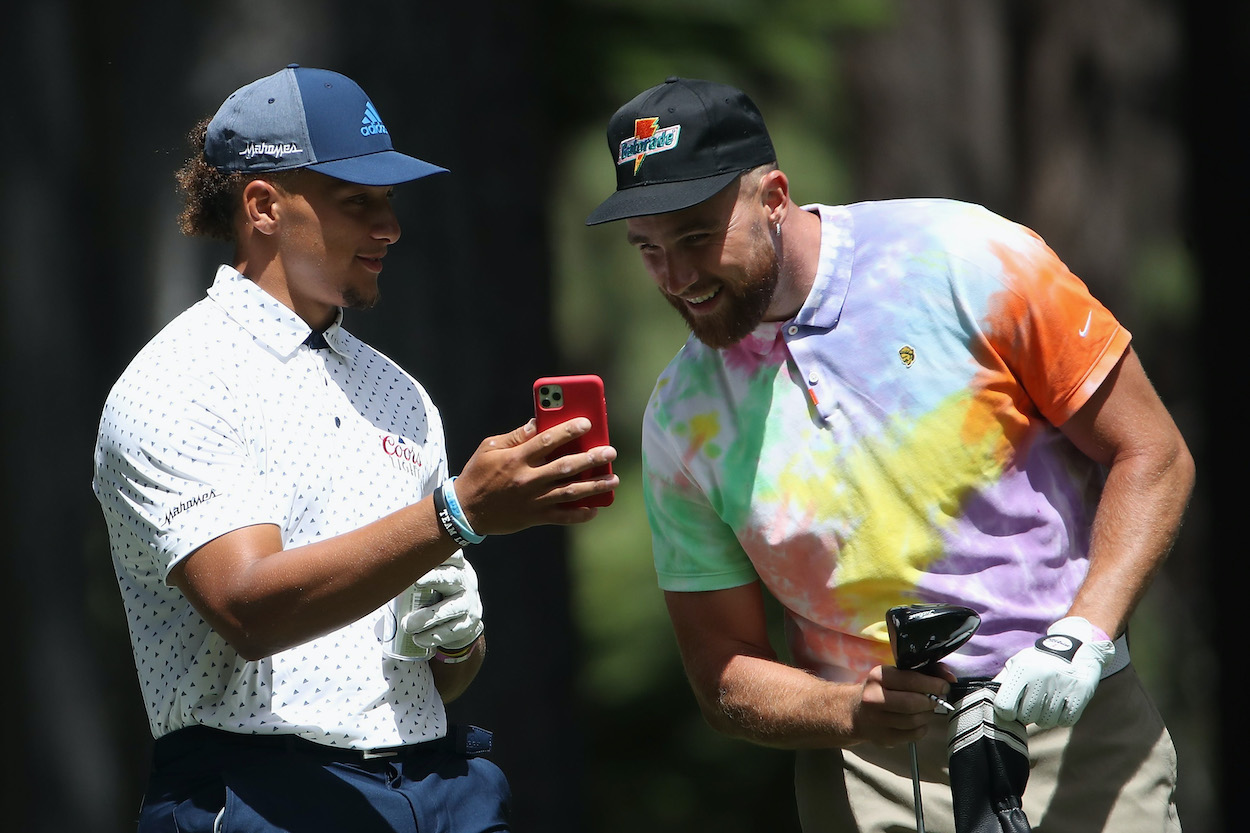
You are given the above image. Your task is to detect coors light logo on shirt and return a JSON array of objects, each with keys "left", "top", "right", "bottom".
[{"left": 381, "top": 434, "right": 425, "bottom": 478}]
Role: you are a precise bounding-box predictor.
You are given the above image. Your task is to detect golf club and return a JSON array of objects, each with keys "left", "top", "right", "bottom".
[{"left": 887, "top": 604, "right": 981, "bottom": 833}]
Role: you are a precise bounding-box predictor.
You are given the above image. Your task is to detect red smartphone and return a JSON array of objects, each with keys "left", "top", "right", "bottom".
[{"left": 533, "top": 374, "right": 614, "bottom": 508}]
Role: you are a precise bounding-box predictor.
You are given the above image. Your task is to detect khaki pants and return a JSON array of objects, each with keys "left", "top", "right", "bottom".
[{"left": 795, "top": 666, "right": 1181, "bottom": 832}]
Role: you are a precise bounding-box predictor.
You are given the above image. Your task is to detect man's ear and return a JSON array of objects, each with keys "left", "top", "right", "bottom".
[
  {"left": 242, "top": 179, "right": 282, "bottom": 235},
  {"left": 759, "top": 168, "right": 790, "bottom": 227}
]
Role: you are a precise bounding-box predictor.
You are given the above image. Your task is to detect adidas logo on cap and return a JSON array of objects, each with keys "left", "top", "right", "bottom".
[{"left": 361, "top": 102, "right": 388, "bottom": 137}]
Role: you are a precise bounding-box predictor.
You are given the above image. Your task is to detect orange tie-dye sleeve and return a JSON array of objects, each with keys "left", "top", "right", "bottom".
[{"left": 982, "top": 230, "right": 1131, "bottom": 427}]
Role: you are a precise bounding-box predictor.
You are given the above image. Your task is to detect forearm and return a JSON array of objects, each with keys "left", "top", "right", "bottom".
[
  {"left": 179, "top": 495, "right": 461, "bottom": 659},
  {"left": 176, "top": 419, "right": 616, "bottom": 660},
  {"left": 430, "top": 635, "right": 487, "bottom": 703},
  {"left": 989, "top": 444, "right": 1192, "bottom": 728},
  {"left": 697, "top": 653, "right": 862, "bottom": 749},
  {"left": 1052, "top": 348, "right": 1195, "bottom": 640},
  {"left": 1068, "top": 433, "right": 1195, "bottom": 638},
  {"left": 666, "top": 586, "right": 947, "bottom": 750}
]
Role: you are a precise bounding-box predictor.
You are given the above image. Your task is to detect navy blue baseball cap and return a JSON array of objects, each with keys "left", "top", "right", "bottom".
[
  {"left": 204, "top": 64, "right": 447, "bottom": 186},
  {"left": 585, "top": 77, "right": 776, "bottom": 225}
]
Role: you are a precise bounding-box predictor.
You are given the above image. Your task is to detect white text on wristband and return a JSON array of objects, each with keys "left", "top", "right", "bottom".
[
  {"left": 432, "top": 484, "right": 472, "bottom": 548},
  {"left": 443, "top": 477, "right": 486, "bottom": 544}
]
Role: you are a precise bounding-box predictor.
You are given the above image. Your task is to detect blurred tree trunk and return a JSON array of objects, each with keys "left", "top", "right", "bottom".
[
  {"left": 1181, "top": 2, "right": 1246, "bottom": 830},
  {"left": 842, "top": 0, "right": 1184, "bottom": 319},
  {"left": 2, "top": 3, "right": 191, "bottom": 831},
  {"left": 1, "top": 2, "right": 575, "bottom": 831}
]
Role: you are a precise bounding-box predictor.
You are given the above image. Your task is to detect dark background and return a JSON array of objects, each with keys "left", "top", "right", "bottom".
[{"left": 1, "top": 1, "right": 1241, "bottom": 830}]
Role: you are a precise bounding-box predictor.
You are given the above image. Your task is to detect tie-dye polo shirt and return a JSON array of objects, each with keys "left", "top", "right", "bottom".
[{"left": 642, "top": 198, "right": 1130, "bottom": 682}]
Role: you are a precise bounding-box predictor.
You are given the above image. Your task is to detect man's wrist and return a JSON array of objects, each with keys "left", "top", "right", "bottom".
[
  {"left": 434, "top": 633, "right": 485, "bottom": 664},
  {"left": 433, "top": 478, "right": 486, "bottom": 546},
  {"left": 1049, "top": 616, "right": 1111, "bottom": 644},
  {"left": 432, "top": 482, "right": 475, "bottom": 547}
]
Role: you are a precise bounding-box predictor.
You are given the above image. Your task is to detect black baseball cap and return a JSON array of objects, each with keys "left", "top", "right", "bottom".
[
  {"left": 204, "top": 64, "right": 447, "bottom": 186},
  {"left": 585, "top": 77, "right": 777, "bottom": 225}
]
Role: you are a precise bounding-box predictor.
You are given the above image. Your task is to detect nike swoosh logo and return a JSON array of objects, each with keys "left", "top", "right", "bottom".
[{"left": 1078, "top": 311, "right": 1092, "bottom": 338}]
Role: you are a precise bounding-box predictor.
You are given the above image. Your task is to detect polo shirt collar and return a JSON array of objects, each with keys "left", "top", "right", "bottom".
[
  {"left": 206, "top": 265, "right": 347, "bottom": 358},
  {"left": 792, "top": 203, "right": 854, "bottom": 332},
  {"left": 735, "top": 204, "right": 855, "bottom": 357}
]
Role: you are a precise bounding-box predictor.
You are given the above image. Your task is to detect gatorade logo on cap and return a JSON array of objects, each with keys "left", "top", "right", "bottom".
[{"left": 618, "top": 118, "right": 682, "bottom": 175}]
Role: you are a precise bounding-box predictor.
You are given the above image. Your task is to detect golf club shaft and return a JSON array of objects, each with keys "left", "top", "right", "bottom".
[
  {"left": 909, "top": 741, "right": 925, "bottom": 833},
  {"left": 887, "top": 605, "right": 982, "bottom": 833}
]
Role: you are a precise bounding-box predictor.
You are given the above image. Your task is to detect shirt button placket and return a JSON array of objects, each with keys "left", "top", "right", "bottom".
[{"left": 310, "top": 350, "right": 342, "bottom": 430}]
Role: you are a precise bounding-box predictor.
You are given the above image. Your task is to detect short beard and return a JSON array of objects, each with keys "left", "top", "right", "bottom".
[
  {"left": 665, "top": 244, "right": 780, "bottom": 350},
  {"left": 342, "top": 287, "right": 379, "bottom": 311}
]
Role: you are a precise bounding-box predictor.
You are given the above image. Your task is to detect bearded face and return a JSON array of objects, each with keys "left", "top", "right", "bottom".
[
  {"left": 660, "top": 216, "right": 781, "bottom": 348},
  {"left": 628, "top": 174, "right": 787, "bottom": 350}
]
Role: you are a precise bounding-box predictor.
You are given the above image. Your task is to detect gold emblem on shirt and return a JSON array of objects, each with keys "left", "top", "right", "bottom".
[{"left": 899, "top": 345, "right": 915, "bottom": 367}]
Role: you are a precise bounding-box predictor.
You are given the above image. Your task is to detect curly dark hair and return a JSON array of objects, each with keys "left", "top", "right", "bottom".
[{"left": 174, "top": 117, "right": 252, "bottom": 241}]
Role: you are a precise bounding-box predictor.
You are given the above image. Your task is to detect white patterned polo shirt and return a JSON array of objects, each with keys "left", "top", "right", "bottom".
[{"left": 93, "top": 265, "right": 450, "bottom": 748}]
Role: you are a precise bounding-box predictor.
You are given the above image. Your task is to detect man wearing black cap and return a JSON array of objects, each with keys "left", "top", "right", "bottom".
[
  {"left": 93, "top": 65, "right": 617, "bottom": 832},
  {"left": 588, "top": 77, "right": 1192, "bottom": 832}
]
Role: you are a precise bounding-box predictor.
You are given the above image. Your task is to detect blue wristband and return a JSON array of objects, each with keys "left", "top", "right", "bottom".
[
  {"left": 432, "top": 483, "right": 471, "bottom": 548},
  {"left": 443, "top": 477, "right": 486, "bottom": 544}
]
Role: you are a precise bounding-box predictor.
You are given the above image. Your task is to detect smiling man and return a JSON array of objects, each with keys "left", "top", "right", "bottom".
[
  {"left": 625, "top": 166, "right": 787, "bottom": 349},
  {"left": 93, "top": 65, "right": 617, "bottom": 833},
  {"left": 587, "top": 77, "right": 1193, "bottom": 833}
]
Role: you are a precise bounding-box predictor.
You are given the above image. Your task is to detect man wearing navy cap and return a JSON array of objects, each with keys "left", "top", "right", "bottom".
[
  {"left": 588, "top": 77, "right": 1192, "bottom": 832},
  {"left": 93, "top": 65, "right": 617, "bottom": 832}
]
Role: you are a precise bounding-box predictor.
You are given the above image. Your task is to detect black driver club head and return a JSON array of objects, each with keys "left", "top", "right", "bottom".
[{"left": 887, "top": 604, "right": 981, "bottom": 672}]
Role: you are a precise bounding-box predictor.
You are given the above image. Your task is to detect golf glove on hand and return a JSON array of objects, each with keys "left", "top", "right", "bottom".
[
  {"left": 992, "top": 616, "right": 1115, "bottom": 729},
  {"left": 400, "top": 552, "right": 484, "bottom": 652}
]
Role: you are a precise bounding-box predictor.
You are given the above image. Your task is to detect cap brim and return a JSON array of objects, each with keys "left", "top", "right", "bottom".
[
  {"left": 309, "top": 150, "right": 449, "bottom": 186},
  {"left": 584, "top": 170, "right": 742, "bottom": 225}
]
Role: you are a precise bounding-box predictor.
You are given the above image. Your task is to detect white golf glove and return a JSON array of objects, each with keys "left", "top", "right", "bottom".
[
  {"left": 400, "top": 552, "right": 484, "bottom": 653},
  {"left": 992, "top": 616, "right": 1115, "bottom": 729}
]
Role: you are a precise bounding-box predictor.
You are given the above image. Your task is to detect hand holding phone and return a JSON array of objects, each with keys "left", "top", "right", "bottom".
[{"left": 533, "top": 375, "right": 614, "bottom": 508}]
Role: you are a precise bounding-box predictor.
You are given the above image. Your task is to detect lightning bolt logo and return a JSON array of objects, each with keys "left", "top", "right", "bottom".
[
  {"left": 617, "top": 117, "right": 681, "bottom": 175},
  {"left": 632, "top": 118, "right": 659, "bottom": 173}
]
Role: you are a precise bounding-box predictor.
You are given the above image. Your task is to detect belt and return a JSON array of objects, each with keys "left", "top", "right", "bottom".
[
  {"left": 1102, "top": 633, "right": 1131, "bottom": 679},
  {"left": 154, "top": 724, "right": 493, "bottom": 767}
]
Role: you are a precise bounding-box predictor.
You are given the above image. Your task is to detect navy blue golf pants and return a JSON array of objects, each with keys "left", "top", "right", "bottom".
[{"left": 136, "top": 726, "right": 512, "bottom": 833}]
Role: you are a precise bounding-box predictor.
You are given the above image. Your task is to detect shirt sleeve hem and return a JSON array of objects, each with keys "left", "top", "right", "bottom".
[
  {"left": 1049, "top": 326, "right": 1133, "bottom": 426},
  {"left": 161, "top": 512, "right": 284, "bottom": 583},
  {"left": 655, "top": 568, "right": 759, "bottom": 593}
]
